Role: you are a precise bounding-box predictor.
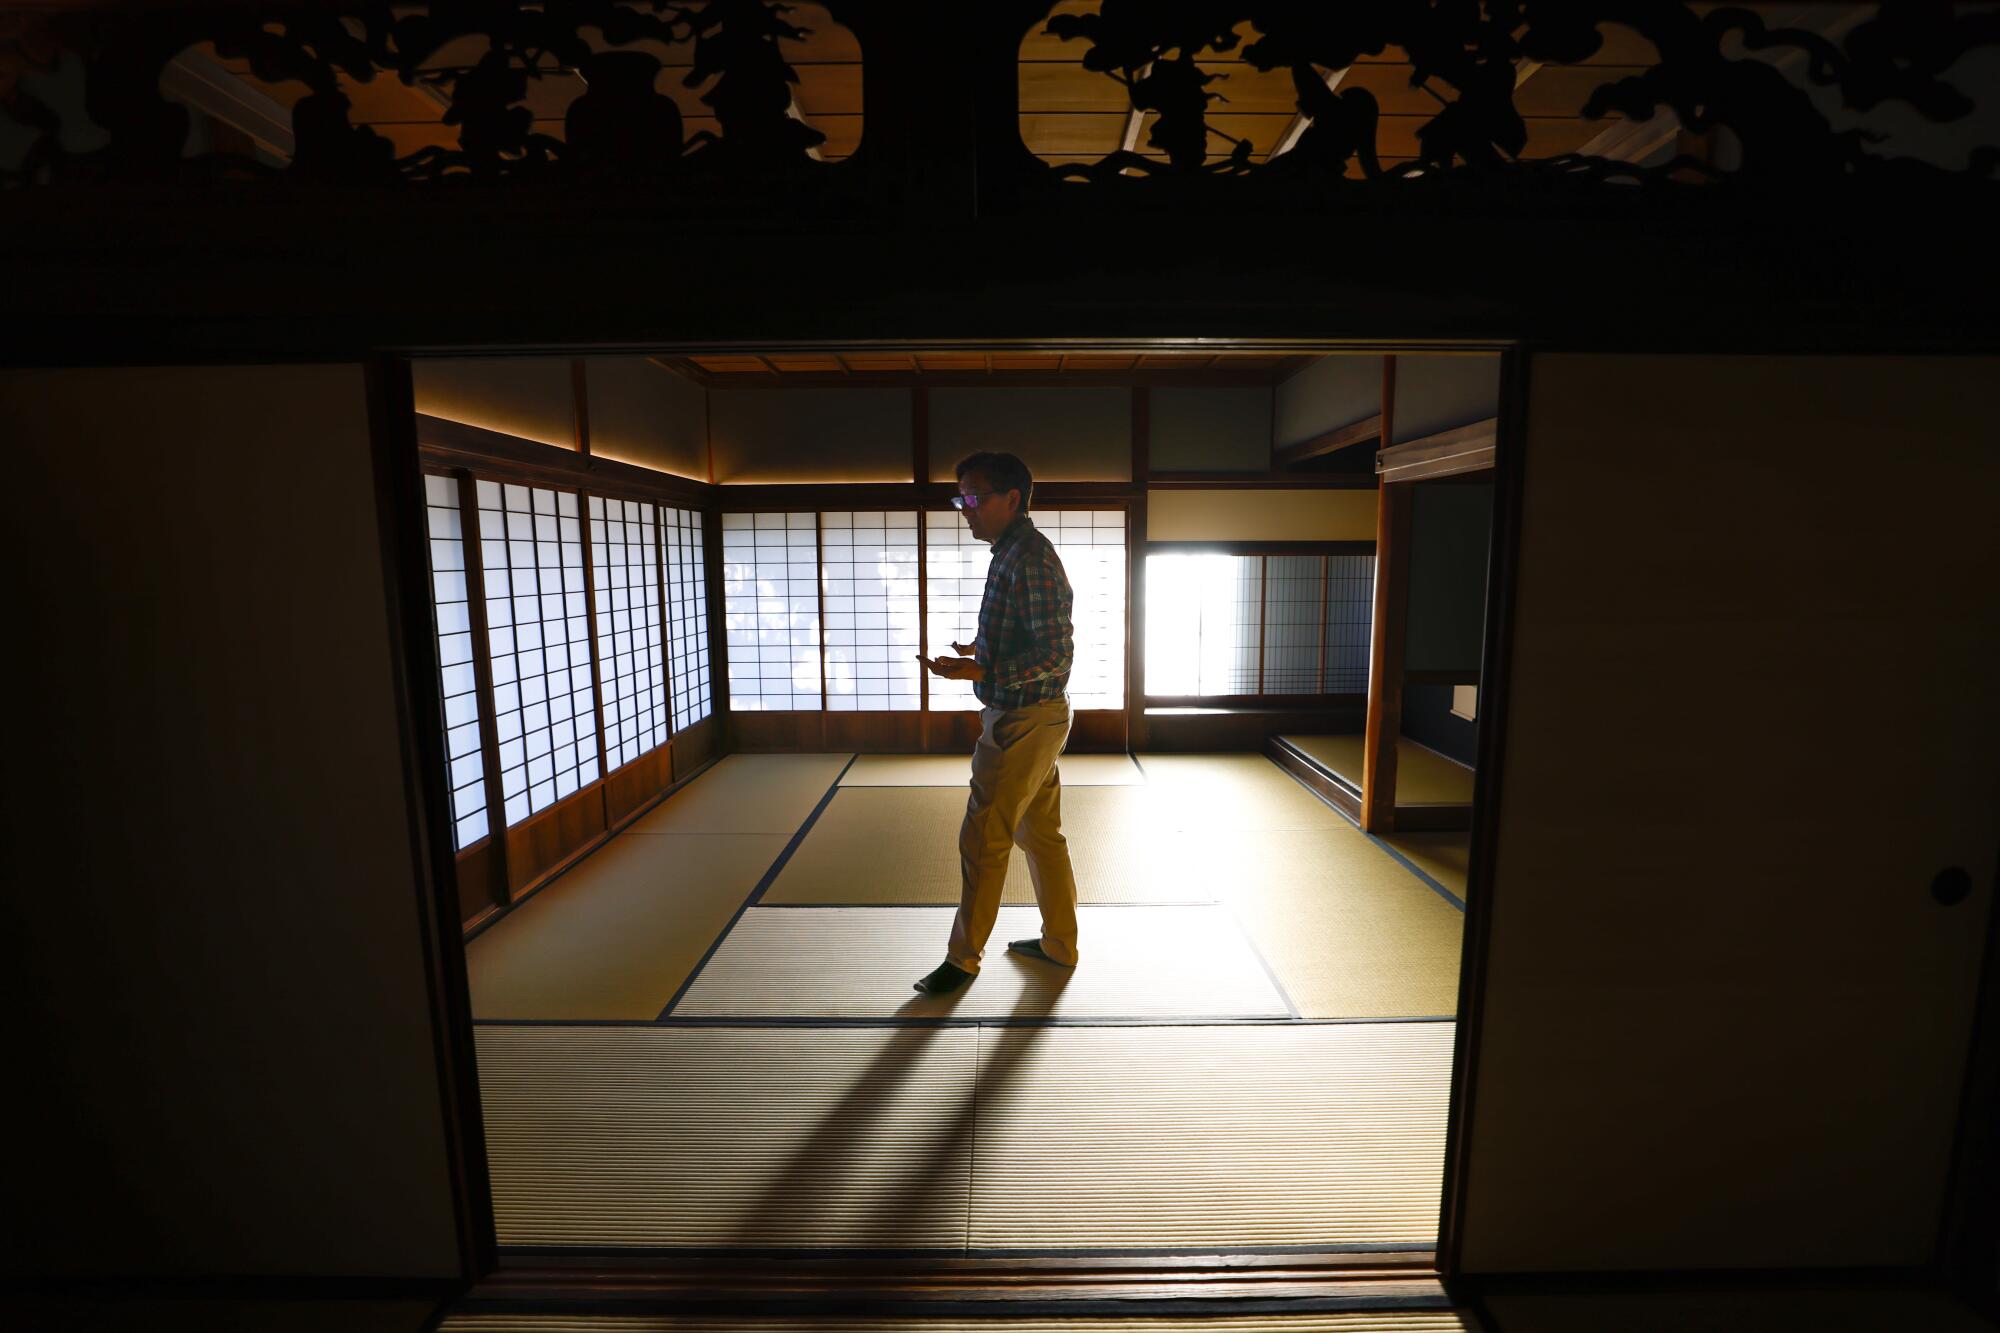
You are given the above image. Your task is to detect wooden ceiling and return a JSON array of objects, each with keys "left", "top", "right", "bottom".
[{"left": 661, "top": 350, "right": 1318, "bottom": 386}]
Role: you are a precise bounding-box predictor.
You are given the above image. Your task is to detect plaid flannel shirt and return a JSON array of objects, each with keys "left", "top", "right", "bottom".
[{"left": 973, "top": 515, "right": 1074, "bottom": 709}]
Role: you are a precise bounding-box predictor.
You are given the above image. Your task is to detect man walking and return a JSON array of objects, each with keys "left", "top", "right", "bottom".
[{"left": 913, "top": 451, "right": 1080, "bottom": 995}]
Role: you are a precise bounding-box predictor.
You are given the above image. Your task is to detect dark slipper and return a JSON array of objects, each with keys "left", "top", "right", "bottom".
[
  {"left": 913, "top": 961, "right": 974, "bottom": 994},
  {"left": 1006, "top": 938, "right": 1074, "bottom": 967}
]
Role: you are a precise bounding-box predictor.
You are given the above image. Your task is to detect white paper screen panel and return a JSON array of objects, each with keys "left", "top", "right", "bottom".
[
  {"left": 422, "top": 474, "right": 489, "bottom": 850},
  {"left": 820, "top": 510, "right": 920, "bottom": 710},
  {"left": 1044, "top": 510, "right": 1127, "bottom": 710},
  {"left": 664, "top": 507, "right": 712, "bottom": 731},
  {"left": 722, "top": 512, "right": 822, "bottom": 710},
  {"left": 924, "top": 510, "right": 991, "bottom": 712},
  {"left": 1146, "top": 552, "right": 1260, "bottom": 696},
  {"left": 477, "top": 481, "right": 601, "bottom": 824},
  {"left": 588, "top": 496, "right": 667, "bottom": 771}
]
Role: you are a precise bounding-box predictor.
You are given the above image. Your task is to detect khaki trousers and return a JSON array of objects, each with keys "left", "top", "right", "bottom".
[{"left": 944, "top": 696, "right": 1080, "bottom": 974}]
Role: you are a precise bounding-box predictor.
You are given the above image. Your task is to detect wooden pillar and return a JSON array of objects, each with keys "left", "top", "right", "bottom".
[
  {"left": 1361, "top": 356, "right": 1408, "bottom": 834},
  {"left": 575, "top": 488, "right": 613, "bottom": 807},
  {"left": 455, "top": 469, "right": 511, "bottom": 910},
  {"left": 914, "top": 388, "right": 930, "bottom": 749},
  {"left": 1125, "top": 387, "right": 1149, "bottom": 753},
  {"left": 570, "top": 358, "right": 591, "bottom": 457}
]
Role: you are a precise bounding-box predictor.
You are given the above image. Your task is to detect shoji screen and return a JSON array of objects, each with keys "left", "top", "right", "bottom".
[
  {"left": 587, "top": 496, "right": 667, "bottom": 770},
  {"left": 423, "top": 475, "right": 489, "bottom": 849},
  {"left": 1146, "top": 550, "right": 1374, "bottom": 697},
  {"left": 820, "top": 510, "right": 920, "bottom": 710},
  {"left": 663, "top": 507, "right": 711, "bottom": 730},
  {"left": 722, "top": 512, "right": 822, "bottom": 710},
  {"left": 477, "top": 481, "right": 600, "bottom": 823},
  {"left": 1261, "top": 554, "right": 1324, "bottom": 693},
  {"left": 1043, "top": 510, "right": 1127, "bottom": 709},
  {"left": 1145, "top": 553, "right": 1261, "bottom": 696},
  {"left": 1321, "top": 553, "right": 1375, "bottom": 693},
  {"left": 924, "top": 510, "right": 991, "bottom": 711}
]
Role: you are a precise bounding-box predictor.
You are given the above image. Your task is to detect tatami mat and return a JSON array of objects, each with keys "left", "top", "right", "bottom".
[
  {"left": 475, "top": 1020, "right": 1452, "bottom": 1254},
  {"left": 477, "top": 1025, "right": 976, "bottom": 1249},
  {"left": 1280, "top": 737, "right": 1476, "bottom": 807},
  {"left": 842, "top": 752, "right": 1146, "bottom": 786},
  {"left": 761, "top": 786, "right": 1211, "bottom": 905},
  {"left": 1382, "top": 832, "right": 1471, "bottom": 901},
  {"left": 467, "top": 832, "right": 788, "bottom": 1021},
  {"left": 1213, "top": 827, "right": 1463, "bottom": 1019},
  {"left": 1137, "top": 752, "right": 1352, "bottom": 830},
  {"left": 441, "top": 1314, "right": 1474, "bottom": 1332},
  {"left": 975, "top": 1021, "right": 1453, "bottom": 1248},
  {"left": 671, "top": 904, "right": 1291, "bottom": 1020},
  {"left": 626, "top": 753, "right": 852, "bottom": 835}
]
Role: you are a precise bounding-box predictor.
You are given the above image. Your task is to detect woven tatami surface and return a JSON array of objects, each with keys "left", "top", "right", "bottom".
[
  {"left": 1382, "top": 832, "right": 1471, "bottom": 901},
  {"left": 467, "top": 832, "right": 787, "bottom": 1021},
  {"left": 1279, "top": 737, "right": 1476, "bottom": 807},
  {"left": 1137, "top": 753, "right": 1354, "bottom": 830},
  {"left": 441, "top": 1315, "right": 1474, "bottom": 1332},
  {"left": 476, "top": 1021, "right": 1452, "bottom": 1251},
  {"left": 842, "top": 752, "right": 1146, "bottom": 786},
  {"left": 627, "top": 753, "right": 851, "bottom": 835},
  {"left": 761, "top": 786, "right": 1213, "bottom": 906},
  {"left": 670, "top": 904, "right": 1290, "bottom": 1020},
  {"left": 1208, "top": 829, "right": 1464, "bottom": 1019},
  {"left": 441, "top": 1314, "right": 1474, "bottom": 1332}
]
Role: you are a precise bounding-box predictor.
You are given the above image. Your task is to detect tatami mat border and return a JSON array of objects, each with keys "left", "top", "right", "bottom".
[{"left": 652, "top": 755, "right": 858, "bottom": 1020}]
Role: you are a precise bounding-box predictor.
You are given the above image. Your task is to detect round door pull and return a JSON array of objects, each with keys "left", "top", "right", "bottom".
[{"left": 1932, "top": 866, "right": 1973, "bottom": 906}]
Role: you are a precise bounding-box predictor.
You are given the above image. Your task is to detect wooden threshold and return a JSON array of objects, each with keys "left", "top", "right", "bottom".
[
  {"left": 1268, "top": 734, "right": 1363, "bottom": 822},
  {"left": 466, "top": 1251, "right": 1446, "bottom": 1314},
  {"left": 1267, "top": 734, "right": 1472, "bottom": 831}
]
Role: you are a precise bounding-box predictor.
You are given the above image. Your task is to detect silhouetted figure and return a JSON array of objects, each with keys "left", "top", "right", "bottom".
[{"left": 913, "top": 453, "right": 1080, "bottom": 996}]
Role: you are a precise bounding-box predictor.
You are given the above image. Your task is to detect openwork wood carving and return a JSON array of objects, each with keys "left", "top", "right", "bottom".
[
  {"left": 1028, "top": 1, "right": 2000, "bottom": 188},
  {"left": 3, "top": 0, "right": 1996, "bottom": 196},
  {"left": 0, "top": 0, "right": 848, "bottom": 185}
]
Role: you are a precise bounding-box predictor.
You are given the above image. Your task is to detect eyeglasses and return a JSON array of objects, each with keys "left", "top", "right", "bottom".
[{"left": 950, "top": 489, "right": 1004, "bottom": 512}]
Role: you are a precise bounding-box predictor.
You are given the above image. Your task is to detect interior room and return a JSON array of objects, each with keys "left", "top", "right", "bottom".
[
  {"left": 414, "top": 347, "right": 1499, "bottom": 1256},
  {"left": 9, "top": 1, "right": 1997, "bottom": 1329}
]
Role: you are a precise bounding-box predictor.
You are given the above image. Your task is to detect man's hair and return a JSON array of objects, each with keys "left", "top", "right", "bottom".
[{"left": 955, "top": 451, "right": 1034, "bottom": 513}]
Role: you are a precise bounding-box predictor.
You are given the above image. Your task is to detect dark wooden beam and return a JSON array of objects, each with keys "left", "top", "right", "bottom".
[{"left": 1276, "top": 413, "right": 1384, "bottom": 468}]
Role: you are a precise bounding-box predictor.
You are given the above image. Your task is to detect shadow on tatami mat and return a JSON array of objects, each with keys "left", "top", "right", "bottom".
[
  {"left": 467, "top": 831, "right": 787, "bottom": 1020},
  {"left": 671, "top": 903, "right": 1290, "bottom": 1020}
]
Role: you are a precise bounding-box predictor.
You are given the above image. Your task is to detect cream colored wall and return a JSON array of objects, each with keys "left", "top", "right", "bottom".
[
  {"left": 1462, "top": 354, "right": 2000, "bottom": 1272},
  {"left": 412, "top": 355, "right": 577, "bottom": 449},
  {"left": 2, "top": 366, "right": 462, "bottom": 1278},
  {"left": 1147, "top": 487, "right": 1376, "bottom": 541},
  {"left": 710, "top": 386, "right": 911, "bottom": 483},
  {"left": 930, "top": 386, "right": 1130, "bottom": 481},
  {"left": 584, "top": 356, "right": 705, "bottom": 478}
]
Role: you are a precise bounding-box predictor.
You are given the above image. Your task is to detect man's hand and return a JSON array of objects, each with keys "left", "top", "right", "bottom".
[
  {"left": 951, "top": 641, "right": 975, "bottom": 657},
  {"left": 918, "top": 654, "right": 984, "bottom": 682}
]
